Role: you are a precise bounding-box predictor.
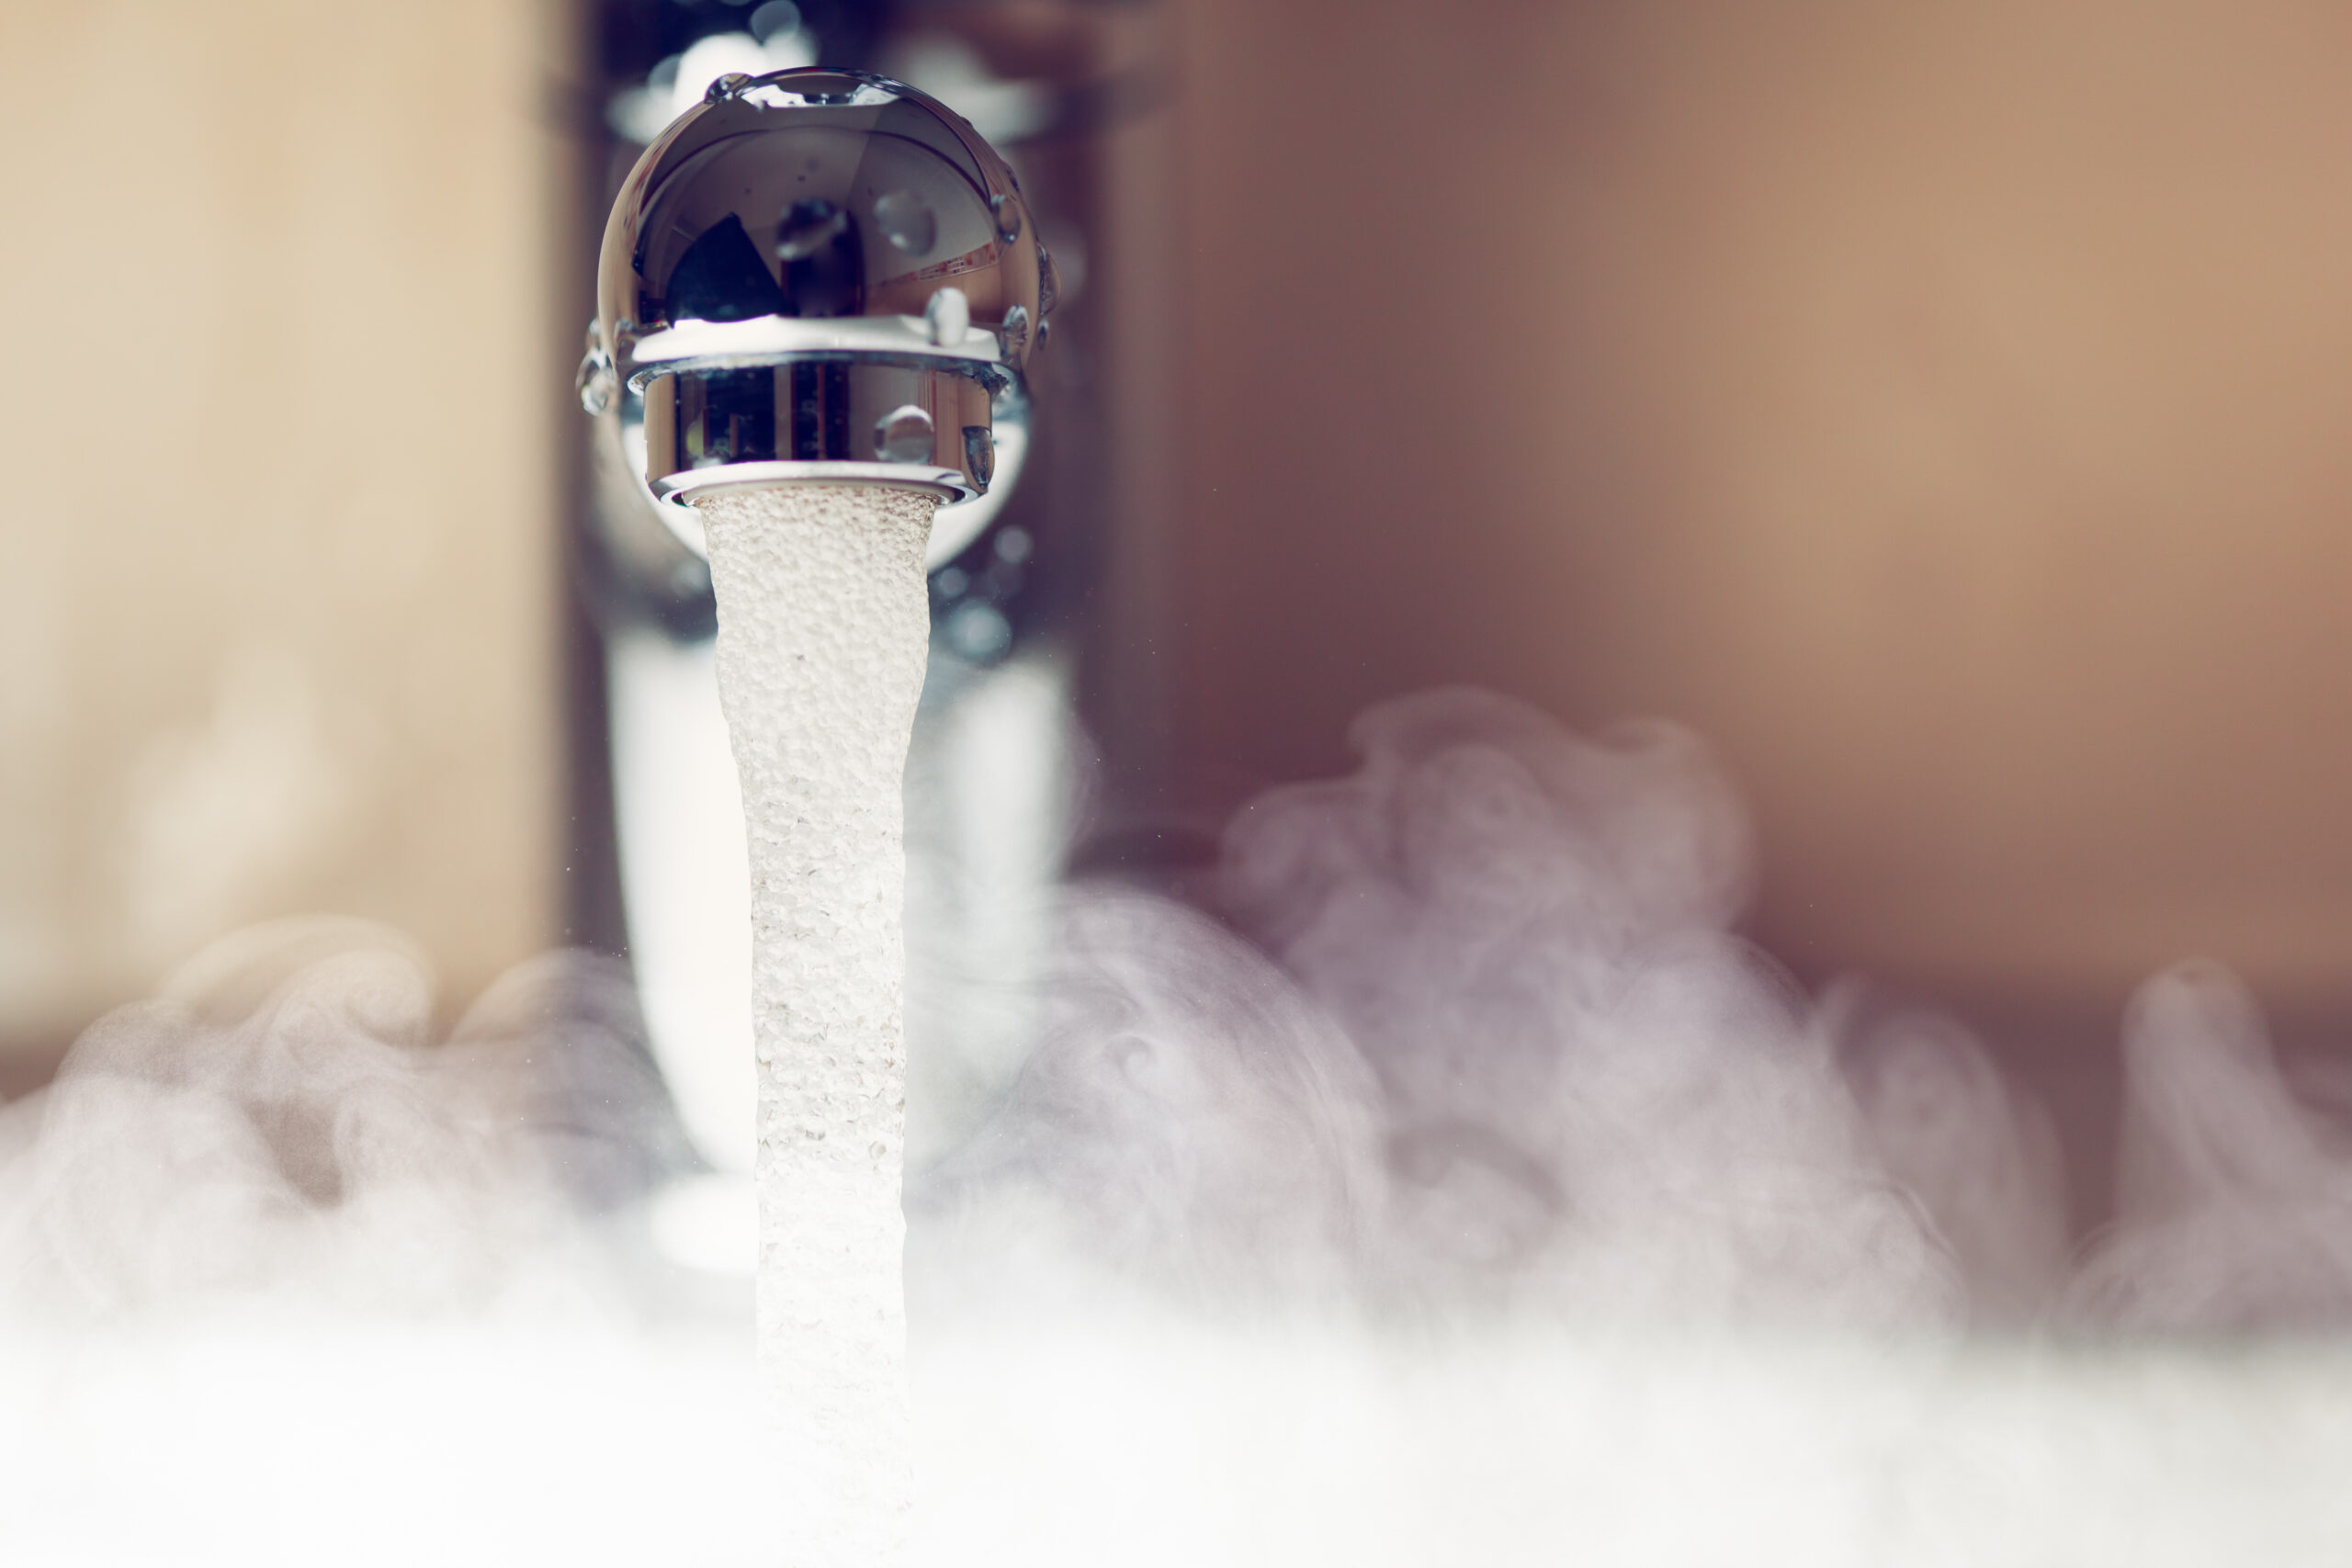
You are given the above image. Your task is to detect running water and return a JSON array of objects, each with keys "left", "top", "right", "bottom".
[{"left": 695, "top": 482, "right": 939, "bottom": 1566}]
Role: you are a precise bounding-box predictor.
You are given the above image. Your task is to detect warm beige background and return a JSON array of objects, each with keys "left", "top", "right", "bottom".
[
  {"left": 1156, "top": 0, "right": 2352, "bottom": 1010},
  {"left": 11, "top": 0, "right": 2352, "bottom": 1067},
  {"left": 0, "top": 1, "right": 574, "bottom": 1060}
]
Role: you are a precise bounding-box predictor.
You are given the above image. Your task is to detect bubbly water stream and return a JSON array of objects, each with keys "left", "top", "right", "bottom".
[{"left": 696, "top": 482, "right": 938, "bottom": 1566}]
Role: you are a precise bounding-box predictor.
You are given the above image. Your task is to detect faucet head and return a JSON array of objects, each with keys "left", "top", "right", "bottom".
[{"left": 582, "top": 68, "right": 1057, "bottom": 564}]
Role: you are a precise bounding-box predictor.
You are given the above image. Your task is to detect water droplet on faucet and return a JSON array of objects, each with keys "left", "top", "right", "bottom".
[
  {"left": 989, "top": 192, "right": 1023, "bottom": 243},
  {"left": 872, "top": 190, "right": 936, "bottom": 254},
  {"left": 874, "top": 403, "right": 935, "bottom": 462},
  {"left": 575, "top": 345, "right": 616, "bottom": 415}
]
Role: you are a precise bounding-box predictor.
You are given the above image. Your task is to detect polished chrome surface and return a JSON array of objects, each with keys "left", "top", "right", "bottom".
[
  {"left": 630, "top": 358, "right": 1020, "bottom": 563},
  {"left": 586, "top": 67, "right": 1054, "bottom": 556}
]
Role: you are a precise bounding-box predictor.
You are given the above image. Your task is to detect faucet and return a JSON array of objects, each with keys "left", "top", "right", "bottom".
[
  {"left": 576, "top": 66, "right": 1061, "bottom": 1225},
  {"left": 581, "top": 66, "right": 1057, "bottom": 571}
]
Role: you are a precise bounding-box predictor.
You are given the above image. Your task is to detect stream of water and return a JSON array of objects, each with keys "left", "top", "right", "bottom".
[{"left": 698, "top": 482, "right": 939, "bottom": 1567}]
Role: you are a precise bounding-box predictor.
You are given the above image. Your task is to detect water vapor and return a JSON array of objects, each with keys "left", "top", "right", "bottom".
[
  {"left": 2067, "top": 962, "right": 2352, "bottom": 1331},
  {"left": 13, "top": 687, "right": 2352, "bottom": 1564},
  {"left": 903, "top": 686, "right": 2352, "bottom": 1566},
  {"left": 1822, "top": 979, "right": 2072, "bottom": 1323},
  {"left": 922, "top": 690, "right": 1960, "bottom": 1327},
  {"left": 0, "top": 919, "right": 763, "bottom": 1567},
  {"left": 0, "top": 918, "right": 673, "bottom": 1321},
  {"left": 922, "top": 687, "right": 2352, "bottom": 1345}
]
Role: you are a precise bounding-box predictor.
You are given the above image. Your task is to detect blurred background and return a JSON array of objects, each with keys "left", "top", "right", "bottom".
[{"left": 8, "top": 0, "right": 2352, "bottom": 1227}]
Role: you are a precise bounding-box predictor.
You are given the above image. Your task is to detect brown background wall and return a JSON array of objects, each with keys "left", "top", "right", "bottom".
[
  {"left": 1150, "top": 0, "right": 2352, "bottom": 1010},
  {"left": 0, "top": 1, "right": 576, "bottom": 1066}
]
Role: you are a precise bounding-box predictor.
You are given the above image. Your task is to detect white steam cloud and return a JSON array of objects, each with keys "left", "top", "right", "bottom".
[
  {"left": 922, "top": 688, "right": 2352, "bottom": 1343},
  {"left": 2067, "top": 962, "right": 2352, "bottom": 1331},
  {"left": 0, "top": 919, "right": 675, "bottom": 1319},
  {"left": 0, "top": 919, "right": 767, "bottom": 1566},
  {"left": 10, "top": 688, "right": 2352, "bottom": 1564},
  {"left": 924, "top": 690, "right": 1964, "bottom": 1328},
  {"left": 899, "top": 688, "right": 2352, "bottom": 1564}
]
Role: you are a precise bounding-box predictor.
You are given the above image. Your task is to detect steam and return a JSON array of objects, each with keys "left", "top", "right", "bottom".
[
  {"left": 2066, "top": 962, "right": 2352, "bottom": 1330},
  {"left": 923, "top": 690, "right": 1961, "bottom": 1327},
  {"left": 919, "top": 687, "right": 2352, "bottom": 1342},
  {"left": 10, "top": 687, "right": 2352, "bottom": 1563},
  {"left": 899, "top": 687, "right": 2352, "bottom": 1562},
  {"left": 914, "top": 891, "right": 1385, "bottom": 1315},
  {"left": 0, "top": 919, "right": 766, "bottom": 1567},
  {"left": 1821, "top": 980, "right": 2072, "bottom": 1323},
  {"left": 0, "top": 918, "right": 673, "bottom": 1321}
]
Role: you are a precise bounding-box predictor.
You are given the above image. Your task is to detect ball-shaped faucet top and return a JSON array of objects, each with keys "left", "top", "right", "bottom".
[{"left": 582, "top": 69, "right": 1056, "bottom": 548}]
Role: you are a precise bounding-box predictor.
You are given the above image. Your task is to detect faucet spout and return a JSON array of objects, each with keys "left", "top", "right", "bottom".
[{"left": 583, "top": 68, "right": 1056, "bottom": 567}]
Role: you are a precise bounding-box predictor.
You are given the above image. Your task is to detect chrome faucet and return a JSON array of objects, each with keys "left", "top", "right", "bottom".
[
  {"left": 581, "top": 66, "right": 1057, "bottom": 568},
  {"left": 576, "top": 65, "right": 1063, "bottom": 1200}
]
